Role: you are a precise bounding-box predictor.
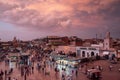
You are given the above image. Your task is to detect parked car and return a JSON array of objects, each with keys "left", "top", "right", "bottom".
[{"left": 87, "top": 69, "right": 101, "bottom": 80}]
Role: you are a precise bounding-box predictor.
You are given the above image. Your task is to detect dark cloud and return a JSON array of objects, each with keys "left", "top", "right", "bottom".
[
  {"left": 0, "top": 2, "right": 18, "bottom": 14},
  {"left": 0, "top": 0, "right": 120, "bottom": 39},
  {"left": 97, "top": 0, "right": 120, "bottom": 19}
]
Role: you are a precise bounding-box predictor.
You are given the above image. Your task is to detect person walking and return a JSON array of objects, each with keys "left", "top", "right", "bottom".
[
  {"left": 32, "top": 66, "right": 34, "bottom": 74},
  {"left": 75, "top": 70, "right": 78, "bottom": 77},
  {"left": 8, "top": 76, "right": 11, "bottom": 80},
  {"left": 5, "top": 70, "right": 7, "bottom": 80},
  {"left": 0, "top": 70, "right": 4, "bottom": 80}
]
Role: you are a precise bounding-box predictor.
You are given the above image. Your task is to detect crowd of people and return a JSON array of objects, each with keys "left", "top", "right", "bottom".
[{"left": 0, "top": 44, "right": 120, "bottom": 80}]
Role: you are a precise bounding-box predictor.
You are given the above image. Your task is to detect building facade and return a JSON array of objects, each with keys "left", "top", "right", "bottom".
[
  {"left": 76, "top": 47, "right": 100, "bottom": 58},
  {"left": 104, "top": 32, "right": 112, "bottom": 50}
]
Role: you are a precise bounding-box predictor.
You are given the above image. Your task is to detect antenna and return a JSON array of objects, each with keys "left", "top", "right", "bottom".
[
  {"left": 96, "top": 34, "right": 98, "bottom": 44},
  {"left": 96, "top": 34, "right": 97, "bottom": 39}
]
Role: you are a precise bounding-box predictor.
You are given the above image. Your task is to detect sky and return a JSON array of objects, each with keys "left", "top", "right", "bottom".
[{"left": 0, "top": 0, "right": 120, "bottom": 41}]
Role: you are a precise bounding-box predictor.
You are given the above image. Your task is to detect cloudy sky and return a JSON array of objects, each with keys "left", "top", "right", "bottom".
[{"left": 0, "top": 0, "right": 120, "bottom": 41}]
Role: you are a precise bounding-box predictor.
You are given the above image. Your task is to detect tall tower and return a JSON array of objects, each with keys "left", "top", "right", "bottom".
[
  {"left": 104, "top": 32, "right": 112, "bottom": 50},
  {"left": 13, "top": 37, "right": 18, "bottom": 48},
  {"left": 106, "top": 32, "right": 110, "bottom": 39}
]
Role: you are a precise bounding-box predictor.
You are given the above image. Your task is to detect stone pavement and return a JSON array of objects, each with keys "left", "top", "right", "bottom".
[{"left": 0, "top": 60, "right": 120, "bottom": 80}]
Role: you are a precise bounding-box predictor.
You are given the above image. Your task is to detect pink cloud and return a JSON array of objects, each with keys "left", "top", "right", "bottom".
[{"left": 0, "top": 0, "right": 120, "bottom": 40}]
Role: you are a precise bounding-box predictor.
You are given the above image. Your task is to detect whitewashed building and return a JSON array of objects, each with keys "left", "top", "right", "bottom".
[{"left": 76, "top": 47, "right": 100, "bottom": 58}]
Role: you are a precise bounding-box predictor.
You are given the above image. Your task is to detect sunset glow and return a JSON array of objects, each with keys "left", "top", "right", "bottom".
[{"left": 0, "top": 0, "right": 120, "bottom": 41}]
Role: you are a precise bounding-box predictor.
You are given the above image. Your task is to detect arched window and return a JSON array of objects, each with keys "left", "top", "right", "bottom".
[
  {"left": 82, "top": 51, "right": 85, "bottom": 57},
  {"left": 91, "top": 52, "right": 94, "bottom": 56}
]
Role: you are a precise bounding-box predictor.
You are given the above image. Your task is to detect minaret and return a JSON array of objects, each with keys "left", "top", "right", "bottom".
[
  {"left": 106, "top": 32, "right": 110, "bottom": 39},
  {"left": 104, "top": 32, "right": 111, "bottom": 50}
]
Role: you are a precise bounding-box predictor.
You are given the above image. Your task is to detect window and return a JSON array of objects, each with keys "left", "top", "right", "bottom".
[
  {"left": 91, "top": 52, "right": 94, "bottom": 56},
  {"left": 82, "top": 51, "right": 85, "bottom": 57},
  {"left": 106, "top": 43, "right": 108, "bottom": 45}
]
